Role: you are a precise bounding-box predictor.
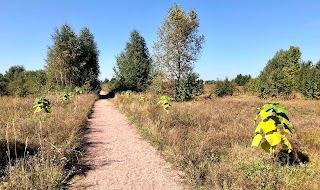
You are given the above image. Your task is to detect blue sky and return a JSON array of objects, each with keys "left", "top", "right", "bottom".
[{"left": 0, "top": 1, "right": 320, "bottom": 80}]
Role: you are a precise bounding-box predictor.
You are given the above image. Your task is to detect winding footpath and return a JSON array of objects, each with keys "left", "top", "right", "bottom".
[{"left": 69, "top": 91, "right": 185, "bottom": 190}]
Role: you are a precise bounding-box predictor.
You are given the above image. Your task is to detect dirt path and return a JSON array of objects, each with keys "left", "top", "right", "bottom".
[{"left": 69, "top": 91, "right": 185, "bottom": 190}]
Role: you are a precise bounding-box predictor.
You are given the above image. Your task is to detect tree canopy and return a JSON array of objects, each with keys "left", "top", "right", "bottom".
[
  {"left": 234, "top": 74, "right": 251, "bottom": 86},
  {"left": 153, "top": 4, "right": 204, "bottom": 100},
  {"left": 258, "top": 46, "right": 301, "bottom": 98},
  {"left": 45, "top": 24, "right": 100, "bottom": 91},
  {"left": 114, "top": 30, "right": 152, "bottom": 92}
]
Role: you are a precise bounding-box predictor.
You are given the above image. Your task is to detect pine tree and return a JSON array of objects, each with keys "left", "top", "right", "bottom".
[{"left": 114, "top": 30, "right": 152, "bottom": 92}]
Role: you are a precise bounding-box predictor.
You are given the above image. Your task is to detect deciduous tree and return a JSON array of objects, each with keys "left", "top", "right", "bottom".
[
  {"left": 153, "top": 4, "right": 204, "bottom": 98},
  {"left": 46, "top": 24, "right": 78, "bottom": 88},
  {"left": 45, "top": 24, "right": 100, "bottom": 91},
  {"left": 78, "top": 27, "right": 100, "bottom": 91},
  {"left": 258, "top": 46, "right": 301, "bottom": 98},
  {"left": 234, "top": 74, "right": 251, "bottom": 86}
]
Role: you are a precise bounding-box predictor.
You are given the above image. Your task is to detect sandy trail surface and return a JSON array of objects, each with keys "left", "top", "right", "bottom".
[{"left": 69, "top": 91, "right": 185, "bottom": 190}]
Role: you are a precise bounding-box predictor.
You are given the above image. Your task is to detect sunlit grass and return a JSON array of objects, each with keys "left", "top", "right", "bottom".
[
  {"left": 113, "top": 93, "right": 320, "bottom": 189},
  {"left": 0, "top": 94, "right": 96, "bottom": 189}
]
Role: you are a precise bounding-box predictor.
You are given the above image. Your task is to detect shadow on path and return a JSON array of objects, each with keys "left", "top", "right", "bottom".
[{"left": 99, "top": 91, "right": 115, "bottom": 99}]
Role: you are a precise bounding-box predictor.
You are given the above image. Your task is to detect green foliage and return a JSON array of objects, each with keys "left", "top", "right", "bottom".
[
  {"left": 234, "top": 74, "right": 251, "bottom": 86},
  {"left": 4, "top": 68, "right": 47, "bottom": 97},
  {"left": 60, "top": 91, "right": 74, "bottom": 104},
  {"left": 33, "top": 96, "right": 51, "bottom": 113},
  {"left": 245, "top": 78, "right": 259, "bottom": 95},
  {"left": 252, "top": 103, "right": 293, "bottom": 155},
  {"left": 114, "top": 30, "right": 152, "bottom": 92},
  {"left": 46, "top": 24, "right": 100, "bottom": 91},
  {"left": 139, "top": 94, "right": 146, "bottom": 102},
  {"left": 5, "top": 65, "right": 25, "bottom": 81},
  {"left": 15, "top": 85, "right": 29, "bottom": 97},
  {"left": 147, "top": 74, "right": 176, "bottom": 97},
  {"left": 296, "top": 61, "right": 320, "bottom": 99},
  {"left": 121, "top": 90, "right": 132, "bottom": 97},
  {"left": 4, "top": 66, "right": 27, "bottom": 97},
  {"left": 258, "top": 46, "right": 301, "bottom": 98},
  {"left": 214, "top": 78, "right": 234, "bottom": 97},
  {"left": 27, "top": 70, "right": 47, "bottom": 95},
  {"left": 78, "top": 27, "right": 100, "bottom": 92},
  {"left": 74, "top": 86, "right": 84, "bottom": 95},
  {"left": 0, "top": 74, "right": 9, "bottom": 96},
  {"left": 176, "top": 72, "right": 203, "bottom": 101},
  {"left": 153, "top": 4, "right": 204, "bottom": 98},
  {"left": 158, "top": 95, "right": 171, "bottom": 113},
  {"left": 6, "top": 70, "right": 29, "bottom": 97}
]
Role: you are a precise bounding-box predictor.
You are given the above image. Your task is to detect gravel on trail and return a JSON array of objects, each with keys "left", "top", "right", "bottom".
[{"left": 69, "top": 91, "right": 186, "bottom": 190}]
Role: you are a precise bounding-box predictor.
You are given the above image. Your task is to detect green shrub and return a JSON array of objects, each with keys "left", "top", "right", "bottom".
[
  {"left": 251, "top": 103, "right": 293, "bottom": 155},
  {"left": 158, "top": 95, "right": 171, "bottom": 113},
  {"left": 33, "top": 96, "right": 51, "bottom": 113},
  {"left": 234, "top": 74, "right": 251, "bottom": 86},
  {"left": 245, "top": 78, "right": 259, "bottom": 95},
  {"left": 296, "top": 61, "right": 320, "bottom": 99},
  {"left": 60, "top": 91, "right": 74, "bottom": 104},
  {"left": 121, "top": 90, "right": 132, "bottom": 97},
  {"left": 176, "top": 72, "right": 203, "bottom": 101},
  {"left": 148, "top": 74, "right": 176, "bottom": 97},
  {"left": 74, "top": 86, "right": 84, "bottom": 95},
  {"left": 0, "top": 74, "right": 9, "bottom": 96},
  {"left": 257, "top": 46, "right": 301, "bottom": 99},
  {"left": 214, "top": 78, "right": 234, "bottom": 97}
]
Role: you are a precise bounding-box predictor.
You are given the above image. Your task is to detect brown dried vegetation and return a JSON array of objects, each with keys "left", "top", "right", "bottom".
[
  {"left": 0, "top": 94, "right": 96, "bottom": 189},
  {"left": 113, "top": 89, "right": 320, "bottom": 189}
]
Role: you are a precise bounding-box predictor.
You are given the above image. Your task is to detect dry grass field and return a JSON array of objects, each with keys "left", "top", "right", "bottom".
[
  {"left": 113, "top": 88, "right": 320, "bottom": 189},
  {"left": 0, "top": 94, "right": 96, "bottom": 189}
]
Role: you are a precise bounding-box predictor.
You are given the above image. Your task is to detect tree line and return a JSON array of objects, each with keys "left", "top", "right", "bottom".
[
  {"left": 211, "top": 46, "right": 320, "bottom": 100},
  {"left": 1, "top": 4, "right": 204, "bottom": 101},
  {"left": 1, "top": 4, "right": 319, "bottom": 101},
  {"left": 0, "top": 24, "right": 100, "bottom": 96},
  {"left": 111, "top": 4, "right": 204, "bottom": 101},
  {"left": 257, "top": 46, "right": 320, "bottom": 99}
]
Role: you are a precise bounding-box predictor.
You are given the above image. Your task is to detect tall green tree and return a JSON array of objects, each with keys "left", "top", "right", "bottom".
[
  {"left": 78, "top": 27, "right": 100, "bottom": 91},
  {"left": 234, "top": 74, "right": 251, "bottom": 86},
  {"left": 4, "top": 65, "right": 28, "bottom": 96},
  {"left": 24, "top": 70, "right": 47, "bottom": 95},
  {"left": 153, "top": 4, "right": 204, "bottom": 98},
  {"left": 258, "top": 46, "right": 301, "bottom": 98},
  {"left": 45, "top": 24, "right": 100, "bottom": 91},
  {"left": 1, "top": 66, "right": 47, "bottom": 97},
  {"left": 46, "top": 24, "right": 78, "bottom": 88},
  {"left": 114, "top": 30, "right": 152, "bottom": 92},
  {"left": 297, "top": 61, "right": 320, "bottom": 99},
  {"left": 5, "top": 65, "right": 25, "bottom": 81}
]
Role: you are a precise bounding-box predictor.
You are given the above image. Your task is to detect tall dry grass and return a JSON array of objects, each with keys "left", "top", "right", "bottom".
[
  {"left": 0, "top": 94, "right": 96, "bottom": 189},
  {"left": 113, "top": 93, "right": 320, "bottom": 189}
]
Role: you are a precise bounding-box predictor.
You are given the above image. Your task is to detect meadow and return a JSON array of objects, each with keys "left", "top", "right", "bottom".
[
  {"left": 113, "top": 85, "right": 320, "bottom": 190},
  {"left": 0, "top": 93, "right": 96, "bottom": 189}
]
